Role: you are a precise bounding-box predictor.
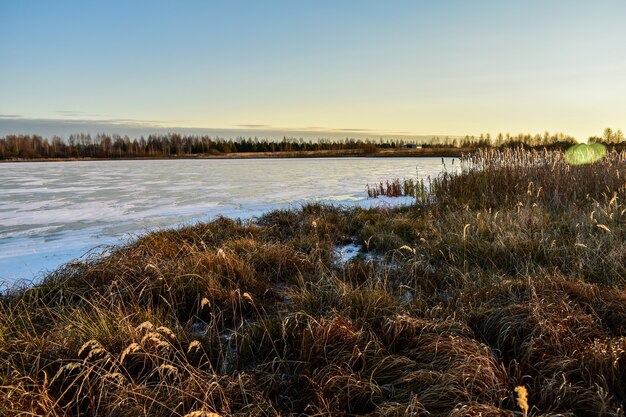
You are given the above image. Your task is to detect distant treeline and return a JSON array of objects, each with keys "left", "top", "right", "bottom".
[
  {"left": 0, "top": 130, "right": 621, "bottom": 160},
  {"left": 0, "top": 134, "right": 391, "bottom": 159}
]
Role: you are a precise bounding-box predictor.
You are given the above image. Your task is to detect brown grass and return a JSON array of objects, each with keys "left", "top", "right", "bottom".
[{"left": 1, "top": 147, "right": 625, "bottom": 416}]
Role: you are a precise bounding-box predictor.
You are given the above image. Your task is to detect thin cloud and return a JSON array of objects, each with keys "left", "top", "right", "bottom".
[
  {"left": 236, "top": 124, "right": 271, "bottom": 128},
  {"left": 55, "top": 110, "right": 87, "bottom": 116},
  {"left": 333, "top": 128, "right": 380, "bottom": 133},
  {"left": 50, "top": 111, "right": 185, "bottom": 126},
  {"left": 236, "top": 125, "right": 389, "bottom": 134},
  {"left": 43, "top": 116, "right": 175, "bottom": 127}
]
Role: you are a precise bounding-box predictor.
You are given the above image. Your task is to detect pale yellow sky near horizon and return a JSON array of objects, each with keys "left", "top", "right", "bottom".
[{"left": 1, "top": 1, "right": 625, "bottom": 141}]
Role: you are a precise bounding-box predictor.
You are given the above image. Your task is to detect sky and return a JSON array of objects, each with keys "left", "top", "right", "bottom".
[{"left": 1, "top": 0, "right": 625, "bottom": 141}]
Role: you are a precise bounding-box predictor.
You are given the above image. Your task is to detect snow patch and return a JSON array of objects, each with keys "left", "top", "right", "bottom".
[{"left": 334, "top": 243, "right": 361, "bottom": 264}]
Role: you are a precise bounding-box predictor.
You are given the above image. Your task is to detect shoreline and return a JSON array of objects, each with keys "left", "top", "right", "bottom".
[{"left": 0, "top": 147, "right": 469, "bottom": 162}]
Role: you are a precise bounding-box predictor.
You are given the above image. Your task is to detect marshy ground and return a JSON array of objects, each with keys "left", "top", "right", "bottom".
[{"left": 1, "top": 148, "right": 625, "bottom": 416}]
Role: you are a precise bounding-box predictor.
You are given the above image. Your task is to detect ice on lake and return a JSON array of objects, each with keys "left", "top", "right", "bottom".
[{"left": 0, "top": 157, "right": 456, "bottom": 287}]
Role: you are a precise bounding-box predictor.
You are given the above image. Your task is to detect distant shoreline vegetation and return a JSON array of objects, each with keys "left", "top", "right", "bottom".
[{"left": 1, "top": 129, "right": 623, "bottom": 160}]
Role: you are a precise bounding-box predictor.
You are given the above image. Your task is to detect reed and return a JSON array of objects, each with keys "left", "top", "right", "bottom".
[
  {"left": 434, "top": 146, "right": 626, "bottom": 210},
  {"left": 366, "top": 178, "right": 428, "bottom": 202}
]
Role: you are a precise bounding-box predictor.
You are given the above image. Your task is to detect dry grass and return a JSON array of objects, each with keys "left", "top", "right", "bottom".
[{"left": 1, "top": 147, "right": 625, "bottom": 416}]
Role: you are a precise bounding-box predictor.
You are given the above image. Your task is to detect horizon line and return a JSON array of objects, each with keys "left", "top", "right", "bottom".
[{"left": 0, "top": 116, "right": 588, "bottom": 141}]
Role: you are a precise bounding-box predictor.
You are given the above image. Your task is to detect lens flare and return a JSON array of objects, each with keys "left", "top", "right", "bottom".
[{"left": 565, "top": 143, "right": 606, "bottom": 165}]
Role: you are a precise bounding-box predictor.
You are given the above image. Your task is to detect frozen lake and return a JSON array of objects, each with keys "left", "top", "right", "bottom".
[{"left": 0, "top": 157, "right": 456, "bottom": 286}]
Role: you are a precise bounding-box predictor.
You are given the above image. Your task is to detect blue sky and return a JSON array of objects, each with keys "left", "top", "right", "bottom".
[{"left": 1, "top": 0, "right": 625, "bottom": 140}]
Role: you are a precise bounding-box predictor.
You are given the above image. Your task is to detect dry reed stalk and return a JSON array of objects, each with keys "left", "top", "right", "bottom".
[{"left": 515, "top": 386, "right": 529, "bottom": 417}]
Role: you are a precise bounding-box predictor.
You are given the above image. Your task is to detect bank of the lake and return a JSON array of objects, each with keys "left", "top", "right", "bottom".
[
  {"left": 1, "top": 148, "right": 624, "bottom": 416},
  {"left": 0, "top": 147, "right": 472, "bottom": 163}
]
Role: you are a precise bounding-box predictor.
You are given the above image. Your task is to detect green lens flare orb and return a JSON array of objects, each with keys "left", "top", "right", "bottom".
[{"left": 565, "top": 143, "right": 606, "bottom": 165}]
